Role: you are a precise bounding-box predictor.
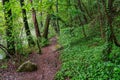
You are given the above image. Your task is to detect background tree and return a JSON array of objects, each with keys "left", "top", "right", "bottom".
[
  {"left": 102, "top": 0, "right": 120, "bottom": 61},
  {"left": 2, "top": 0, "right": 15, "bottom": 55},
  {"left": 20, "top": 0, "right": 35, "bottom": 47},
  {"left": 43, "top": 1, "right": 53, "bottom": 40},
  {"left": 55, "top": 0, "right": 60, "bottom": 34},
  {"left": 30, "top": 0, "right": 41, "bottom": 53}
]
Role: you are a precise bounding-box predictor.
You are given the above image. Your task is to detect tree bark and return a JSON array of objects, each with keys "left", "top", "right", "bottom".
[
  {"left": 56, "top": 0, "right": 60, "bottom": 34},
  {"left": 30, "top": 0, "right": 41, "bottom": 38},
  {"left": 97, "top": 0, "right": 105, "bottom": 39},
  {"left": 67, "top": 0, "right": 74, "bottom": 34},
  {"left": 43, "top": 3, "right": 52, "bottom": 40},
  {"left": 2, "top": 0, "right": 15, "bottom": 55},
  {"left": 30, "top": 0, "right": 41, "bottom": 53},
  {"left": 81, "top": 0, "right": 92, "bottom": 19},
  {"left": 20, "top": 0, "right": 35, "bottom": 47},
  {"left": 77, "top": 0, "right": 88, "bottom": 23},
  {"left": 43, "top": 14, "right": 51, "bottom": 39},
  {"left": 101, "top": 0, "right": 116, "bottom": 61},
  {"left": 74, "top": 0, "right": 87, "bottom": 37},
  {"left": 40, "top": 0, "right": 43, "bottom": 27},
  {"left": 0, "top": 44, "right": 12, "bottom": 58}
]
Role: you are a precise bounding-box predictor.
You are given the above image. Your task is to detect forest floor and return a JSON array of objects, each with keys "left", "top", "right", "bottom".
[{"left": 0, "top": 37, "right": 61, "bottom": 80}]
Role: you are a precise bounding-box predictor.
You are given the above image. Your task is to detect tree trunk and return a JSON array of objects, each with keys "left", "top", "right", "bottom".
[
  {"left": 2, "top": 0, "right": 15, "bottom": 55},
  {"left": 30, "top": 0, "right": 41, "bottom": 38},
  {"left": 40, "top": 0, "right": 43, "bottom": 27},
  {"left": 102, "top": 0, "right": 115, "bottom": 61},
  {"left": 81, "top": 0, "right": 92, "bottom": 20},
  {"left": 97, "top": 0, "right": 105, "bottom": 39},
  {"left": 20, "top": 0, "right": 35, "bottom": 47},
  {"left": 67, "top": 0, "right": 74, "bottom": 34},
  {"left": 30, "top": 0, "right": 41, "bottom": 53},
  {"left": 0, "top": 44, "right": 12, "bottom": 58},
  {"left": 74, "top": 0, "right": 87, "bottom": 37},
  {"left": 40, "top": 12, "right": 43, "bottom": 27},
  {"left": 55, "top": 0, "right": 60, "bottom": 34},
  {"left": 43, "top": 14, "right": 51, "bottom": 39},
  {"left": 77, "top": 0, "right": 88, "bottom": 23},
  {"left": 43, "top": 3, "right": 52, "bottom": 40}
]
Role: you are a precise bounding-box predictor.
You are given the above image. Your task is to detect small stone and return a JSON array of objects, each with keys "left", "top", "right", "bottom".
[{"left": 17, "top": 60, "right": 37, "bottom": 72}]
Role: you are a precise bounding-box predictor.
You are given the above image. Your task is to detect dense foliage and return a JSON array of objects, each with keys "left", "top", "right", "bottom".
[
  {"left": 55, "top": 27, "right": 120, "bottom": 79},
  {"left": 0, "top": 0, "right": 120, "bottom": 79}
]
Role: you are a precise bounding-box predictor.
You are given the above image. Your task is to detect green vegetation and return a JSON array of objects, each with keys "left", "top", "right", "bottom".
[
  {"left": 0, "top": 0, "right": 120, "bottom": 79},
  {"left": 0, "top": 64, "right": 8, "bottom": 69},
  {"left": 55, "top": 27, "right": 120, "bottom": 80}
]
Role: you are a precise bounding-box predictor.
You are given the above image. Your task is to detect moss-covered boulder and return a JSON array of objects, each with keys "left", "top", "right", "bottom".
[
  {"left": 55, "top": 44, "right": 63, "bottom": 51},
  {"left": 17, "top": 60, "right": 37, "bottom": 72}
]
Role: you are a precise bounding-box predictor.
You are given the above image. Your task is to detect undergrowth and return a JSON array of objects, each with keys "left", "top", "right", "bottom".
[{"left": 55, "top": 26, "right": 120, "bottom": 80}]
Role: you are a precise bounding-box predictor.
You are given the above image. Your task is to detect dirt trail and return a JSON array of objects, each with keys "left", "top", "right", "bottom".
[{"left": 0, "top": 37, "right": 61, "bottom": 80}]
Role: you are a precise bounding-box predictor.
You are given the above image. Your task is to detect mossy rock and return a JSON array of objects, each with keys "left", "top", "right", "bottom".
[
  {"left": 55, "top": 44, "right": 63, "bottom": 51},
  {"left": 17, "top": 60, "right": 37, "bottom": 72}
]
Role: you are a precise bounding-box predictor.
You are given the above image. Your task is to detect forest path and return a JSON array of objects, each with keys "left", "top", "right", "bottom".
[{"left": 0, "top": 37, "right": 61, "bottom": 80}]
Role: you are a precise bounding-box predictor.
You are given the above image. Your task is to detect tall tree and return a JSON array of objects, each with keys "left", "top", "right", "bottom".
[
  {"left": 77, "top": 0, "right": 88, "bottom": 23},
  {"left": 40, "top": 0, "right": 43, "bottom": 27},
  {"left": 74, "top": 0, "right": 87, "bottom": 37},
  {"left": 81, "top": 0, "right": 92, "bottom": 20},
  {"left": 56, "top": 0, "right": 60, "bottom": 34},
  {"left": 102, "top": 0, "right": 120, "bottom": 61},
  {"left": 30, "top": 0, "right": 41, "bottom": 53},
  {"left": 20, "top": 0, "right": 35, "bottom": 47},
  {"left": 97, "top": 0, "right": 105, "bottom": 39},
  {"left": 43, "top": 2, "right": 52, "bottom": 39},
  {"left": 2, "top": 0, "right": 15, "bottom": 55},
  {"left": 30, "top": 0, "right": 41, "bottom": 38},
  {"left": 43, "top": 14, "right": 51, "bottom": 39}
]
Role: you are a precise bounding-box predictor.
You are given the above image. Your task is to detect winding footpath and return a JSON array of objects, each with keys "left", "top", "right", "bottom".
[{"left": 0, "top": 37, "right": 61, "bottom": 80}]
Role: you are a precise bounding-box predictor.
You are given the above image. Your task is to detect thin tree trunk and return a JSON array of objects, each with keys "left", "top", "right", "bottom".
[
  {"left": 67, "top": 0, "right": 74, "bottom": 34},
  {"left": 30, "top": 0, "right": 41, "bottom": 38},
  {"left": 43, "top": 14, "right": 51, "bottom": 39},
  {"left": 20, "top": 0, "right": 35, "bottom": 47},
  {"left": 56, "top": 0, "right": 60, "bottom": 34},
  {"left": 0, "top": 44, "right": 12, "bottom": 58},
  {"left": 40, "top": 12, "right": 43, "bottom": 27},
  {"left": 97, "top": 0, "right": 105, "bottom": 39},
  {"left": 74, "top": 0, "right": 87, "bottom": 37},
  {"left": 40, "top": 0, "right": 43, "bottom": 27},
  {"left": 81, "top": 0, "right": 92, "bottom": 19},
  {"left": 78, "top": 0, "right": 88, "bottom": 23},
  {"left": 30, "top": 0, "right": 41, "bottom": 53},
  {"left": 79, "top": 17, "right": 87, "bottom": 37},
  {"left": 2, "top": 0, "right": 15, "bottom": 55},
  {"left": 102, "top": 0, "right": 115, "bottom": 61},
  {"left": 43, "top": 3, "right": 52, "bottom": 39}
]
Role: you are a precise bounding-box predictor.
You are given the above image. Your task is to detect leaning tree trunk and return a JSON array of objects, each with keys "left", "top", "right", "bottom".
[
  {"left": 2, "top": 0, "right": 15, "bottom": 55},
  {"left": 77, "top": 0, "right": 88, "bottom": 23},
  {"left": 81, "top": 0, "right": 92, "bottom": 20},
  {"left": 40, "top": 0, "right": 43, "bottom": 27},
  {"left": 67, "top": 0, "right": 74, "bottom": 34},
  {"left": 30, "top": 0, "right": 41, "bottom": 38},
  {"left": 56, "top": 0, "right": 60, "bottom": 34},
  {"left": 20, "top": 0, "right": 35, "bottom": 47},
  {"left": 40, "top": 11, "right": 43, "bottom": 28},
  {"left": 102, "top": 0, "right": 115, "bottom": 61},
  {"left": 97, "top": 0, "right": 105, "bottom": 39},
  {"left": 0, "top": 44, "right": 12, "bottom": 58},
  {"left": 43, "top": 4, "right": 52, "bottom": 40},
  {"left": 30, "top": 0, "right": 41, "bottom": 53},
  {"left": 43, "top": 14, "right": 51, "bottom": 39}
]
